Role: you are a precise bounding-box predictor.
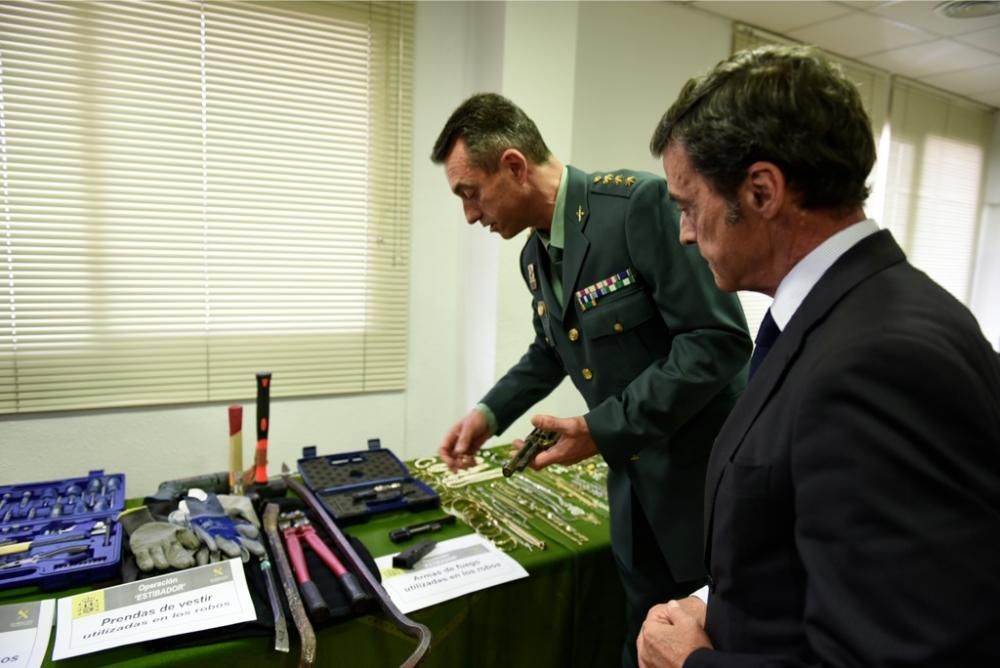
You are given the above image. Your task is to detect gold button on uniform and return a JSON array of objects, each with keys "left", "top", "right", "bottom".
[
  {"left": 537, "top": 302, "right": 546, "bottom": 317},
  {"left": 581, "top": 368, "right": 593, "bottom": 381},
  {"left": 568, "top": 328, "right": 580, "bottom": 342},
  {"left": 613, "top": 322, "right": 624, "bottom": 334}
]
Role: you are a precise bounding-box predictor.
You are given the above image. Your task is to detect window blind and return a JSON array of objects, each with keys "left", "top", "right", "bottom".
[
  {"left": 0, "top": 0, "right": 414, "bottom": 414},
  {"left": 882, "top": 80, "right": 993, "bottom": 303}
]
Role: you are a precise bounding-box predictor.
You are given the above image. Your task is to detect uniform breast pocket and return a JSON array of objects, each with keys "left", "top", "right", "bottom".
[{"left": 578, "top": 287, "right": 657, "bottom": 340}]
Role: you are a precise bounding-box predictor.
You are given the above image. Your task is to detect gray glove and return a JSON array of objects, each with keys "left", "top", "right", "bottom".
[
  {"left": 182, "top": 493, "right": 266, "bottom": 563},
  {"left": 118, "top": 506, "right": 201, "bottom": 572},
  {"left": 217, "top": 494, "right": 262, "bottom": 541}
]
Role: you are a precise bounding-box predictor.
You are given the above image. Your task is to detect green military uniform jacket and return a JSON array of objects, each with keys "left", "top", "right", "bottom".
[{"left": 480, "top": 166, "right": 750, "bottom": 580}]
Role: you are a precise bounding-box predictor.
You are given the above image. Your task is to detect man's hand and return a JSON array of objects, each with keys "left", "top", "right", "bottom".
[
  {"left": 439, "top": 409, "right": 491, "bottom": 473},
  {"left": 673, "top": 595, "right": 707, "bottom": 628},
  {"left": 518, "top": 415, "right": 598, "bottom": 469},
  {"left": 637, "top": 599, "right": 712, "bottom": 668}
]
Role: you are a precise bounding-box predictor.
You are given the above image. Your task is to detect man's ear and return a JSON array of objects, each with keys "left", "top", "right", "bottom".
[
  {"left": 499, "top": 148, "right": 529, "bottom": 183},
  {"left": 745, "top": 161, "right": 785, "bottom": 219}
]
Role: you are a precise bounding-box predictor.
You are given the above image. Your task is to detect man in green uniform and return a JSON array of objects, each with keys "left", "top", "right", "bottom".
[{"left": 431, "top": 93, "right": 750, "bottom": 668}]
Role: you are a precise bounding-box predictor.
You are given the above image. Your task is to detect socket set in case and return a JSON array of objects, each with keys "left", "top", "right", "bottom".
[
  {"left": 0, "top": 469, "right": 125, "bottom": 590},
  {"left": 297, "top": 441, "right": 439, "bottom": 525}
]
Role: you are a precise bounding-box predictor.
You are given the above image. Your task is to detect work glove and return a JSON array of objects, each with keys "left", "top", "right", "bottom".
[
  {"left": 182, "top": 493, "right": 266, "bottom": 563},
  {"left": 118, "top": 506, "right": 201, "bottom": 572},
  {"left": 217, "top": 494, "right": 262, "bottom": 540}
]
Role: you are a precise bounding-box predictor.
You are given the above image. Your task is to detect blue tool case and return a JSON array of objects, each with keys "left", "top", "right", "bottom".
[
  {"left": 0, "top": 469, "right": 125, "bottom": 591},
  {"left": 297, "top": 442, "right": 439, "bottom": 525}
]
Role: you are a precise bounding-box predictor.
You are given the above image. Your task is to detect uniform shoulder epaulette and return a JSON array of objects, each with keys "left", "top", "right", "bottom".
[{"left": 589, "top": 171, "right": 642, "bottom": 197}]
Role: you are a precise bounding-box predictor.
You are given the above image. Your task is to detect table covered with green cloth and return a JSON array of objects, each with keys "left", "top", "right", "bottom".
[{"left": 0, "top": 449, "right": 626, "bottom": 667}]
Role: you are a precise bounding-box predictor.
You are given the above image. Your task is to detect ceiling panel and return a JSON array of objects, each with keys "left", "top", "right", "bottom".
[
  {"left": 956, "top": 25, "right": 1000, "bottom": 54},
  {"left": 860, "top": 38, "right": 999, "bottom": 78},
  {"left": 787, "top": 12, "right": 935, "bottom": 57},
  {"left": 921, "top": 63, "right": 1000, "bottom": 96},
  {"left": 688, "top": 0, "right": 1000, "bottom": 109},
  {"left": 974, "top": 89, "right": 1000, "bottom": 107},
  {"left": 869, "top": 0, "right": 1000, "bottom": 36},
  {"left": 836, "top": 1, "right": 894, "bottom": 9},
  {"left": 688, "top": 1, "right": 851, "bottom": 33}
]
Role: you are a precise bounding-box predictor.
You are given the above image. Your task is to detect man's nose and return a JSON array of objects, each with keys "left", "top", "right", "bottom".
[
  {"left": 678, "top": 218, "right": 697, "bottom": 246},
  {"left": 463, "top": 201, "right": 481, "bottom": 224}
]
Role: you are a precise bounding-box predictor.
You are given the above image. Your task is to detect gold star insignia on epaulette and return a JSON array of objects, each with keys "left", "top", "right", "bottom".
[
  {"left": 603, "top": 173, "right": 614, "bottom": 185},
  {"left": 614, "top": 175, "right": 623, "bottom": 186},
  {"left": 593, "top": 175, "right": 601, "bottom": 184},
  {"left": 625, "top": 176, "right": 636, "bottom": 188}
]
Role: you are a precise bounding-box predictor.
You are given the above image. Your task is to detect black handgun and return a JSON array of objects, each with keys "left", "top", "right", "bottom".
[{"left": 502, "top": 428, "right": 559, "bottom": 477}]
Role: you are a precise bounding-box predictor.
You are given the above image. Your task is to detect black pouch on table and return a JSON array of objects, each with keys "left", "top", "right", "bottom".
[{"left": 119, "top": 498, "right": 380, "bottom": 651}]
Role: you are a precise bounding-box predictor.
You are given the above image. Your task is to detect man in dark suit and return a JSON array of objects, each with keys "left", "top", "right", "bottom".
[
  {"left": 639, "top": 45, "right": 1000, "bottom": 667},
  {"left": 431, "top": 93, "right": 751, "bottom": 667}
]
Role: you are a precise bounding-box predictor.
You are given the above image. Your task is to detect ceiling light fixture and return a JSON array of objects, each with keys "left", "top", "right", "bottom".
[{"left": 934, "top": 1, "right": 1000, "bottom": 18}]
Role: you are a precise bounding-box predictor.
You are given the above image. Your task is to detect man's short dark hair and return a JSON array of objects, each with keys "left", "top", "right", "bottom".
[
  {"left": 431, "top": 93, "right": 551, "bottom": 171},
  {"left": 650, "top": 45, "right": 876, "bottom": 212}
]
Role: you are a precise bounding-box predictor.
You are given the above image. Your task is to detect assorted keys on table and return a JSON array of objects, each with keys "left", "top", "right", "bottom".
[
  {"left": 0, "top": 469, "right": 125, "bottom": 590},
  {"left": 413, "top": 444, "right": 609, "bottom": 554}
]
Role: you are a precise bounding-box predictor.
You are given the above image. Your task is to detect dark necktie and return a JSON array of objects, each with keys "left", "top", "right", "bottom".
[
  {"left": 548, "top": 245, "right": 564, "bottom": 306},
  {"left": 749, "top": 309, "right": 780, "bottom": 378},
  {"left": 548, "top": 244, "right": 563, "bottom": 273}
]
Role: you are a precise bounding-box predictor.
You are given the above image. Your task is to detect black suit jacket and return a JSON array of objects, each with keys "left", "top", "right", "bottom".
[
  {"left": 481, "top": 166, "right": 750, "bottom": 579},
  {"left": 689, "top": 230, "right": 1000, "bottom": 666}
]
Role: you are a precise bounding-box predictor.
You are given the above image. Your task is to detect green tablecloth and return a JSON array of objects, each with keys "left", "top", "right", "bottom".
[{"left": 1, "top": 456, "right": 626, "bottom": 667}]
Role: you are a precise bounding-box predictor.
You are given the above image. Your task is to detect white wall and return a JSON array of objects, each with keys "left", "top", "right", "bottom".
[
  {"left": 571, "top": 2, "right": 730, "bottom": 173},
  {"left": 0, "top": 393, "right": 407, "bottom": 498}
]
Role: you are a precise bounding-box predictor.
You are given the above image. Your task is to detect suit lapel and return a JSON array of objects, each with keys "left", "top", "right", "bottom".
[
  {"left": 561, "top": 166, "right": 591, "bottom": 319},
  {"left": 703, "top": 230, "right": 907, "bottom": 556}
]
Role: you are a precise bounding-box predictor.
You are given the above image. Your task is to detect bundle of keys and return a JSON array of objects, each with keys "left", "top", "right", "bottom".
[{"left": 502, "top": 428, "right": 559, "bottom": 477}]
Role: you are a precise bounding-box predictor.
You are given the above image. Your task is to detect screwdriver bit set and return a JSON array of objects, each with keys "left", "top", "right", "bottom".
[
  {"left": 297, "top": 442, "right": 439, "bottom": 525},
  {"left": 0, "top": 469, "right": 125, "bottom": 590}
]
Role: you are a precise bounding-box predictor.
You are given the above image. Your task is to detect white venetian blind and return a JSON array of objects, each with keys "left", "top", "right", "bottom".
[
  {"left": 0, "top": 0, "right": 414, "bottom": 414},
  {"left": 882, "top": 80, "right": 993, "bottom": 303}
]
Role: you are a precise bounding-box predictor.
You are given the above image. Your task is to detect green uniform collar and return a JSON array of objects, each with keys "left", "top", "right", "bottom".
[{"left": 538, "top": 166, "right": 568, "bottom": 250}]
